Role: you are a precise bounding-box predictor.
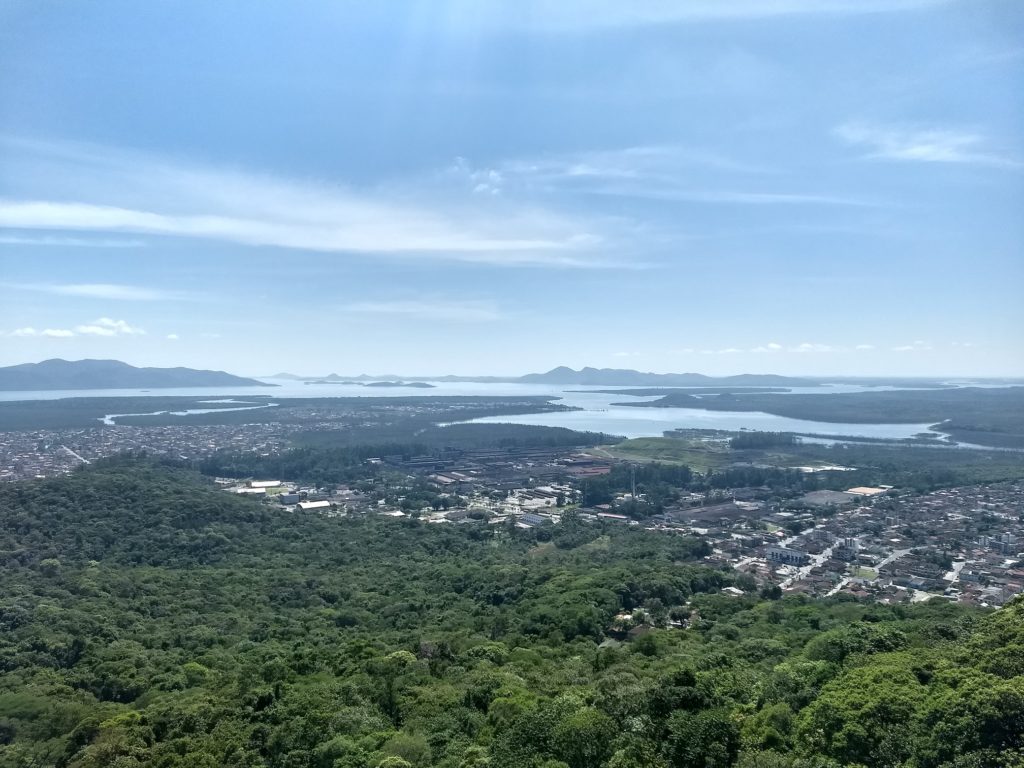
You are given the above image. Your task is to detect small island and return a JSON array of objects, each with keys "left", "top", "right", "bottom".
[
  {"left": 302, "top": 379, "right": 435, "bottom": 388},
  {"left": 363, "top": 381, "right": 435, "bottom": 389}
]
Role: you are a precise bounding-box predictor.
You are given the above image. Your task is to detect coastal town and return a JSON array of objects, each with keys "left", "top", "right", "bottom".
[
  {"left": 0, "top": 422, "right": 295, "bottom": 481},
  {"left": 0, "top": 395, "right": 568, "bottom": 481},
  {"left": 213, "top": 445, "right": 1024, "bottom": 611},
  {"left": 3, "top": 409, "right": 1022, "bottom": 611}
]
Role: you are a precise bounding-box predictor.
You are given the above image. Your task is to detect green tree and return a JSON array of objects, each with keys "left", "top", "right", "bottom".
[
  {"left": 551, "top": 707, "right": 617, "bottom": 768},
  {"left": 665, "top": 709, "right": 740, "bottom": 768}
]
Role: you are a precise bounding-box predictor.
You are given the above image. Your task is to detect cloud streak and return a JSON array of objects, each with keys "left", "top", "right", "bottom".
[
  {"left": 892, "top": 340, "right": 933, "bottom": 352},
  {"left": 588, "top": 186, "right": 875, "bottom": 207},
  {"left": 8, "top": 327, "right": 76, "bottom": 338},
  {"left": 0, "top": 200, "right": 592, "bottom": 260},
  {"left": 468, "top": 146, "right": 875, "bottom": 207},
  {"left": 3, "top": 317, "right": 146, "bottom": 339},
  {"left": 470, "top": 0, "right": 952, "bottom": 31},
  {"left": 74, "top": 318, "right": 146, "bottom": 336},
  {"left": 835, "top": 123, "right": 1021, "bottom": 168},
  {"left": 0, "top": 234, "right": 146, "bottom": 247},
  {"left": 0, "top": 139, "right": 622, "bottom": 268},
  {"left": 5, "top": 282, "right": 190, "bottom": 301}
]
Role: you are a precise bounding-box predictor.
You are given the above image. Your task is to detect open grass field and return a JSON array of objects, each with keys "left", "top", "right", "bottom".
[
  {"left": 603, "top": 433, "right": 822, "bottom": 474},
  {"left": 604, "top": 437, "right": 730, "bottom": 473}
]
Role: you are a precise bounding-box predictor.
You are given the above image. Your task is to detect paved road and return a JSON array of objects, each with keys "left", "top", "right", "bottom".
[
  {"left": 60, "top": 445, "right": 91, "bottom": 465},
  {"left": 876, "top": 547, "right": 913, "bottom": 569},
  {"left": 944, "top": 560, "right": 967, "bottom": 582},
  {"left": 781, "top": 542, "right": 837, "bottom": 590},
  {"left": 825, "top": 577, "right": 851, "bottom": 597}
]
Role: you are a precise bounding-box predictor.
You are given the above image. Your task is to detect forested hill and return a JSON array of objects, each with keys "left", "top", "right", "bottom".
[
  {"left": 0, "top": 358, "right": 268, "bottom": 391},
  {"left": 1, "top": 461, "right": 1022, "bottom": 768}
]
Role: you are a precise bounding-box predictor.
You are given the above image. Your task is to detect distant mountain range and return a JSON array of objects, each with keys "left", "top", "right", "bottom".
[
  {"left": 268, "top": 366, "right": 820, "bottom": 387},
  {"left": 0, "top": 359, "right": 271, "bottom": 391},
  {"left": 515, "top": 366, "right": 820, "bottom": 387}
]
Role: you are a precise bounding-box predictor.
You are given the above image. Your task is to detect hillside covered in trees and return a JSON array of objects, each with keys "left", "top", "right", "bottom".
[{"left": 1, "top": 460, "right": 1022, "bottom": 768}]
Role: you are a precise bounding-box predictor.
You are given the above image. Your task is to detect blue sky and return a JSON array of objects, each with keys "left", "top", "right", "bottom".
[{"left": 1, "top": 0, "right": 1021, "bottom": 377}]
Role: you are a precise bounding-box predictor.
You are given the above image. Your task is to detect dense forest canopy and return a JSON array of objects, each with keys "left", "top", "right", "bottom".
[{"left": 0, "top": 460, "right": 1022, "bottom": 768}]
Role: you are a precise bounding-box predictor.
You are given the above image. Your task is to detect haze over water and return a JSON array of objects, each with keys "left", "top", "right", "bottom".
[{"left": 0, "top": 379, "right": 943, "bottom": 441}]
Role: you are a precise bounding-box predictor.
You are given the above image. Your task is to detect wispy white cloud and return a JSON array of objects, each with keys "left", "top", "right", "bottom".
[
  {"left": 0, "top": 138, "right": 623, "bottom": 268},
  {"left": 343, "top": 300, "right": 502, "bottom": 322},
  {"left": 449, "top": 158, "right": 505, "bottom": 195},
  {"left": 689, "top": 341, "right": 847, "bottom": 355},
  {"left": 7, "top": 327, "right": 75, "bottom": 338},
  {"left": 478, "top": 0, "right": 951, "bottom": 31},
  {"left": 4, "top": 317, "right": 146, "bottom": 339},
  {"left": 892, "top": 340, "right": 933, "bottom": 352},
  {"left": 792, "top": 342, "right": 833, "bottom": 353},
  {"left": 751, "top": 342, "right": 784, "bottom": 353},
  {"left": 835, "top": 123, "right": 1021, "bottom": 168},
  {"left": 5, "top": 282, "right": 189, "bottom": 301},
  {"left": 0, "top": 200, "right": 587, "bottom": 259},
  {"left": 495, "top": 145, "right": 770, "bottom": 183},
  {"left": 699, "top": 347, "right": 745, "bottom": 355},
  {"left": 590, "top": 186, "right": 874, "bottom": 207},
  {"left": 471, "top": 146, "right": 873, "bottom": 207},
  {"left": 0, "top": 234, "right": 146, "bottom": 247},
  {"left": 166, "top": 333, "right": 180, "bottom": 340},
  {"left": 74, "top": 318, "right": 146, "bottom": 336}
]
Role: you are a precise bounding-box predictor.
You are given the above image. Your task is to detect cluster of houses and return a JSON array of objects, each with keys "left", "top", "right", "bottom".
[
  {"left": 220, "top": 453, "right": 1024, "bottom": 611},
  {"left": 1, "top": 423, "right": 300, "bottom": 482},
  {"left": 221, "top": 478, "right": 364, "bottom": 516},
  {"left": 696, "top": 481, "right": 1024, "bottom": 607}
]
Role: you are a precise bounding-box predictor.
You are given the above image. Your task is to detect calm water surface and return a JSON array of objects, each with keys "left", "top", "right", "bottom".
[{"left": 0, "top": 379, "right": 949, "bottom": 441}]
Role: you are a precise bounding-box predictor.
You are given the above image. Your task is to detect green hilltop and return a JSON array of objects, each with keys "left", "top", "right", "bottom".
[{"left": 0, "top": 460, "right": 1021, "bottom": 768}]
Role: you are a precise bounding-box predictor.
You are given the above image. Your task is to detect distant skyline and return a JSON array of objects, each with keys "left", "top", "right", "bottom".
[{"left": 1, "top": 1, "right": 1022, "bottom": 377}]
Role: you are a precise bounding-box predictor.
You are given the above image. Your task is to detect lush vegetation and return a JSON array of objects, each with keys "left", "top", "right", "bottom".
[
  {"left": 1, "top": 460, "right": 1022, "bottom": 768},
  {"left": 729, "top": 433, "right": 799, "bottom": 450},
  {"left": 612, "top": 435, "right": 1024, "bottom": 494},
  {"left": 296, "top": 423, "right": 617, "bottom": 451},
  {"left": 614, "top": 387, "right": 1024, "bottom": 448},
  {"left": 0, "top": 396, "right": 570, "bottom": 432},
  {"left": 197, "top": 425, "right": 1024, "bottom": 510},
  {"left": 198, "top": 424, "right": 616, "bottom": 487}
]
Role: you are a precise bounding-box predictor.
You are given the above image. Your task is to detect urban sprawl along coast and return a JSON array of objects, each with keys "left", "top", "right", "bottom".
[{"left": 5, "top": 412, "right": 1021, "bottom": 612}]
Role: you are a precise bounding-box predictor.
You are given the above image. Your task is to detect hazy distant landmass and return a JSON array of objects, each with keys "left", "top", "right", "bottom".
[
  {"left": 812, "top": 376, "right": 957, "bottom": 389},
  {"left": 363, "top": 381, "right": 435, "bottom": 388},
  {"left": 266, "top": 372, "right": 307, "bottom": 381},
  {"left": 0, "top": 359, "right": 270, "bottom": 391},
  {"left": 273, "top": 367, "right": 821, "bottom": 387},
  {"left": 516, "top": 367, "right": 820, "bottom": 386},
  {"left": 576, "top": 387, "right": 793, "bottom": 396},
  {"left": 302, "top": 379, "right": 435, "bottom": 388}
]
